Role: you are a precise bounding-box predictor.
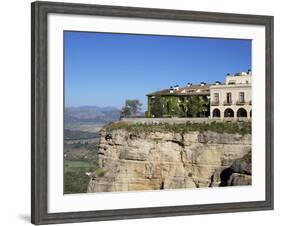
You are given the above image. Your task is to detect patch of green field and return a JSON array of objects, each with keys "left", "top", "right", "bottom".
[
  {"left": 64, "top": 170, "right": 90, "bottom": 194},
  {"left": 64, "top": 160, "right": 95, "bottom": 172},
  {"left": 64, "top": 129, "right": 99, "bottom": 140},
  {"left": 64, "top": 160, "right": 97, "bottom": 194}
]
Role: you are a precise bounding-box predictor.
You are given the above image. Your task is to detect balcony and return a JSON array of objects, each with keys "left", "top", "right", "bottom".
[
  {"left": 223, "top": 100, "right": 232, "bottom": 106},
  {"left": 211, "top": 101, "right": 219, "bottom": 106},
  {"left": 236, "top": 100, "right": 246, "bottom": 106}
]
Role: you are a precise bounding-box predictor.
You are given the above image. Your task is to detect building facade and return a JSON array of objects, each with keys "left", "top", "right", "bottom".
[
  {"left": 146, "top": 83, "right": 210, "bottom": 118},
  {"left": 210, "top": 72, "right": 252, "bottom": 119},
  {"left": 146, "top": 71, "right": 252, "bottom": 119}
]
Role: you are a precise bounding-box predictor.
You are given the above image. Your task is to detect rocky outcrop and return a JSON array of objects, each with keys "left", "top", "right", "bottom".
[
  {"left": 210, "top": 152, "right": 252, "bottom": 187},
  {"left": 87, "top": 129, "right": 251, "bottom": 192}
]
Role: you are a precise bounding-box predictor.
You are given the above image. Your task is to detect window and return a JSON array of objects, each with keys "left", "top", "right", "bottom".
[
  {"left": 239, "top": 92, "right": 245, "bottom": 103},
  {"left": 226, "top": 93, "right": 232, "bottom": 103},
  {"left": 228, "top": 80, "right": 235, "bottom": 84},
  {"left": 214, "top": 93, "right": 219, "bottom": 103}
]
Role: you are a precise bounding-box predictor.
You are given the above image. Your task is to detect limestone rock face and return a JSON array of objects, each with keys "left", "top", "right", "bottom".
[{"left": 87, "top": 130, "right": 251, "bottom": 193}]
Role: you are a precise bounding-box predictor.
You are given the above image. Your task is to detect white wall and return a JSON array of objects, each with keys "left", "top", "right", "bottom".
[{"left": 0, "top": 0, "right": 280, "bottom": 225}]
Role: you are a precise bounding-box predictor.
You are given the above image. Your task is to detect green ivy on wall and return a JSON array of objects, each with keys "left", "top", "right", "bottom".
[{"left": 147, "top": 95, "right": 210, "bottom": 118}]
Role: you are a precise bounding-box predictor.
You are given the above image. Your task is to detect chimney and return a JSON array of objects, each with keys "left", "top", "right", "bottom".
[
  {"left": 174, "top": 85, "right": 179, "bottom": 90},
  {"left": 247, "top": 69, "right": 252, "bottom": 74},
  {"left": 169, "top": 86, "right": 174, "bottom": 93},
  {"left": 200, "top": 82, "right": 206, "bottom": 86},
  {"left": 215, "top": 81, "right": 221, "bottom": 85},
  {"left": 187, "top": 83, "right": 192, "bottom": 87}
]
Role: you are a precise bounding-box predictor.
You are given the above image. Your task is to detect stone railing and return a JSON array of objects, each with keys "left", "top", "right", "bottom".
[
  {"left": 120, "top": 117, "right": 250, "bottom": 124},
  {"left": 211, "top": 101, "right": 219, "bottom": 106},
  {"left": 223, "top": 100, "right": 232, "bottom": 106},
  {"left": 236, "top": 100, "right": 246, "bottom": 105}
]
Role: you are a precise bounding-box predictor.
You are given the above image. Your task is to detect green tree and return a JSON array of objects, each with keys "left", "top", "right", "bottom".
[
  {"left": 121, "top": 106, "right": 131, "bottom": 117},
  {"left": 122, "top": 99, "right": 142, "bottom": 116},
  {"left": 151, "top": 96, "right": 164, "bottom": 117}
]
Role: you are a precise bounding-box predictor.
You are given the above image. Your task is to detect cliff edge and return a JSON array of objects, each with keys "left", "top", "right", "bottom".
[{"left": 87, "top": 121, "right": 251, "bottom": 192}]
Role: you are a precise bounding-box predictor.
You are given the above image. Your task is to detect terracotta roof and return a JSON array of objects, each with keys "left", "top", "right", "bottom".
[{"left": 146, "top": 84, "right": 211, "bottom": 96}]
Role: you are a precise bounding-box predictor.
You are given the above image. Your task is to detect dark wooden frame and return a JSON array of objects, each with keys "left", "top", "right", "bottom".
[{"left": 31, "top": 1, "right": 274, "bottom": 225}]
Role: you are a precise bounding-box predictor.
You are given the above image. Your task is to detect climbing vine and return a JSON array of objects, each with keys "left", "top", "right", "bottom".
[{"left": 147, "top": 95, "right": 210, "bottom": 118}]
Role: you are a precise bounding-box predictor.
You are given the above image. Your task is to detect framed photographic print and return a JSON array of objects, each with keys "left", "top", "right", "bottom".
[{"left": 31, "top": 1, "right": 274, "bottom": 225}]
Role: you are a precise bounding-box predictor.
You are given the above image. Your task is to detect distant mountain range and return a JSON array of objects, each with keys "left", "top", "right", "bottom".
[{"left": 65, "top": 106, "right": 121, "bottom": 124}]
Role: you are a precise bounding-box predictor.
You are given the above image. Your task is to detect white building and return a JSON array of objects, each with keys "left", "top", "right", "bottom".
[{"left": 210, "top": 71, "right": 252, "bottom": 119}]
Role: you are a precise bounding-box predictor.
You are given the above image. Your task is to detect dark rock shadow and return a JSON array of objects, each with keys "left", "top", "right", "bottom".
[{"left": 219, "top": 168, "right": 233, "bottom": 186}]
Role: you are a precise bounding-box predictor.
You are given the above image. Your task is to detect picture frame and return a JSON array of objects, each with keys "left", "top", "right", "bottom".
[{"left": 31, "top": 1, "right": 274, "bottom": 225}]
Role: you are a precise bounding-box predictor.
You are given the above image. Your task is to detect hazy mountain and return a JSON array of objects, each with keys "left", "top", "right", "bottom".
[{"left": 65, "top": 106, "right": 121, "bottom": 124}]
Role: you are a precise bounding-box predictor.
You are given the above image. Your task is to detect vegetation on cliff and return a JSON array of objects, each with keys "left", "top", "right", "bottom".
[{"left": 102, "top": 121, "right": 251, "bottom": 135}]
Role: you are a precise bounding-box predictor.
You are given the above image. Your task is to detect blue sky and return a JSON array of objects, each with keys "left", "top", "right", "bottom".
[{"left": 64, "top": 31, "right": 251, "bottom": 110}]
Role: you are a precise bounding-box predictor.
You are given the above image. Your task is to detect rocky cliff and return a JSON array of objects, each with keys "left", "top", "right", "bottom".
[{"left": 87, "top": 123, "right": 251, "bottom": 192}]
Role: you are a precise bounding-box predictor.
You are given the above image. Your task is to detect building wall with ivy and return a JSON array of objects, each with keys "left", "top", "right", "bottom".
[{"left": 146, "top": 95, "right": 210, "bottom": 118}]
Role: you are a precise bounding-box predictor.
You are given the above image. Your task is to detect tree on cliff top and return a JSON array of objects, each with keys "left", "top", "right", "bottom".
[{"left": 121, "top": 99, "right": 142, "bottom": 117}]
